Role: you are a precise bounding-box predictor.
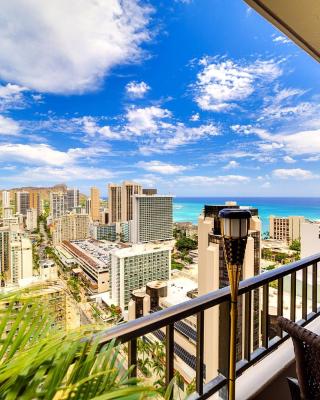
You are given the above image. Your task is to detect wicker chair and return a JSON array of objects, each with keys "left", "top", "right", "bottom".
[{"left": 278, "top": 316, "right": 320, "bottom": 400}]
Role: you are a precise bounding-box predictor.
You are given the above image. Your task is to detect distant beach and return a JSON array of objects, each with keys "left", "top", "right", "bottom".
[{"left": 173, "top": 197, "right": 320, "bottom": 233}]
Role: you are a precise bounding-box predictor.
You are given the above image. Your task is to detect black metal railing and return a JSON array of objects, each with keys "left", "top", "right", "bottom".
[{"left": 95, "top": 254, "right": 320, "bottom": 399}]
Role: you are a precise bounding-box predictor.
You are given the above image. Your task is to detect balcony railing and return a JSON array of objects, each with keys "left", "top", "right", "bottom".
[{"left": 95, "top": 253, "right": 320, "bottom": 399}]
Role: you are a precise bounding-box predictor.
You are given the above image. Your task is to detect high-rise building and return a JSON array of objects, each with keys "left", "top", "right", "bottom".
[
  {"left": 131, "top": 195, "right": 173, "bottom": 243},
  {"left": 90, "top": 187, "right": 100, "bottom": 222},
  {"left": 198, "top": 202, "right": 261, "bottom": 381},
  {"left": 50, "top": 192, "right": 67, "bottom": 219},
  {"left": 52, "top": 214, "right": 89, "bottom": 245},
  {"left": 2, "top": 191, "right": 10, "bottom": 209},
  {"left": 67, "top": 188, "right": 80, "bottom": 211},
  {"left": 10, "top": 234, "right": 33, "bottom": 284},
  {"left": 26, "top": 209, "right": 38, "bottom": 231},
  {"left": 110, "top": 244, "right": 171, "bottom": 309},
  {"left": 0, "top": 228, "right": 10, "bottom": 283},
  {"left": 108, "top": 184, "right": 122, "bottom": 223},
  {"left": 85, "top": 198, "right": 91, "bottom": 215},
  {"left": 269, "top": 215, "right": 305, "bottom": 243},
  {"left": 29, "top": 191, "right": 40, "bottom": 216},
  {"left": 15, "top": 191, "right": 30, "bottom": 216},
  {"left": 108, "top": 181, "right": 142, "bottom": 223},
  {"left": 0, "top": 228, "right": 33, "bottom": 285},
  {"left": 122, "top": 181, "right": 142, "bottom": 221}
]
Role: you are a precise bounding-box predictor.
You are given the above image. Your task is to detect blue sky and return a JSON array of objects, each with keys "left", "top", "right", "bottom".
[{"left": 1, "top": 0, "right": 320, "bottom": 196}]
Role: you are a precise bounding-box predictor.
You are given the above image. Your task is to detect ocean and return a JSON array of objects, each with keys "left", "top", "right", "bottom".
[{"left": 173, "top": 197, "right": 320, "bottom": 233}]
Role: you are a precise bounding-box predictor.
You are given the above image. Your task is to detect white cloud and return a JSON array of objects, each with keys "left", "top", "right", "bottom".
[
  {"left": 0, "top": 143, "right": 76, "bottom": 165},
  {"left": 177, "top": 174, "right": 250, "bottom": 185},
  {"left": 256, "top": 128, "right": 320, "bottom": 156},
  {"left": 0, "top": 0, "right": 151, "bottom": 94},
  {"left": 139, "top": 122, "right": 219, "bottom": 154},
  {"left": 283, "top": 156, "right": 295, "bottom": 164},
  {"left": 272, "top": 168, "right": 317, "bottom": 180},
  {"left": 223, "top": 160, "right": 240, "bottom": 169},
  {"left": 16, "top": 165, "right": 113, "bottom": 183},
  {"left": 137, "top": 160, "right": 187, "bottom": 174},
  {"left": 194, "top": 57, "right": 282, "bottom": 111},
  {"left": 190, "top": 113, "right": 200, "bottom": 121},
  {"left": 126, "top": 81, "right": 150, "bottom": 98},
  {"left": 272, "top": 35, "right": 291, "bottom": 44},
  {"left": 81, "top": 117, "right": 121, "bottom": 139},
  {"left": 126, "top": 106, "right": 172, "bottom": 135},
  {"left": 0, "top": 115, "right": 21, "bottom": 135},
  {"left": 0, "top": 83, "right": 27, "bottom": 111}
]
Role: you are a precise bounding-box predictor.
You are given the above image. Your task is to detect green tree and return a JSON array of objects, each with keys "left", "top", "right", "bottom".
[
  {"left": 0, "top": 287, "right": 169, "bottom": 399},
  {"left": 289, "top": 239, "right": 301, "bottom": 252},
  {"left": 175, "top": 237, "right": 197, "bottom": 252}
]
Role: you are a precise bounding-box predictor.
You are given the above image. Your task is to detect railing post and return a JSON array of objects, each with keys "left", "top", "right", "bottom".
[
  {"left": 128, "top": 338, "right": 137, "bottom": 378},
  {"left": 302, "top": 266, "right": 308, "bottom": 320},
  {"left": 165, "top": 323, "right": 174, "bottom": 395},
  {"left": 277, "top": 277, "right": 283, "bottom": 337},
  {"left": 313, "top": 262, "right": 318, "bottom": 313},
  {"left": 262, "top": 284, "right": 269, "bottom": 349},
  {"left": 244, "top": 292, "right": 251, "bottom": 361},
  {"left": 196, "top": 310, "right": 204, "bottom": 395},
  {"left": 290, "top": 272, "right": 296, "bottom": 322}
]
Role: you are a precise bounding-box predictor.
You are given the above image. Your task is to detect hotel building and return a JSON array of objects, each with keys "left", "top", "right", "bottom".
[
  {"left": 198, "top": 202, "right": 261, "bottom": 381},
  {"left": 90, "top": 187, "right": 100, "bottom": 222},
  {"left": 2, "top": 190, "right": 10, "bottom": 209},
  {"left": 131, "top": 195, "right": 173, "bottom": 243},
  {"left": 110, "top": 244, "right": 171, "bottom": 309},
  {"left": 269, "top": 215, "right": 305, "bottom": 244},
  {"left": 15, "top": 191, "right": 30, "bottom": 216},
  {"left": 67, "top": 188, "right": 80, "bottom": 211},
  {"left": 108, "top": 181, "right": 142, "bottom": 223},
  {"left": 52, "top": 213, "right": 89, "bottom": 245},
  {"left": 50, "top": 192, "right": 67, "bottom": 219}
]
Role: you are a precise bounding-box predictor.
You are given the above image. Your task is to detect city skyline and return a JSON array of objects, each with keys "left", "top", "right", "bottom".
[{"left": 1, "top": 0, "right": 320, "bottom": 196}]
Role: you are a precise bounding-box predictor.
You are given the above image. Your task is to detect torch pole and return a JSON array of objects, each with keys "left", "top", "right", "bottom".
[{"left": 227, "top": 265, "right": 240, "bottom": 400}]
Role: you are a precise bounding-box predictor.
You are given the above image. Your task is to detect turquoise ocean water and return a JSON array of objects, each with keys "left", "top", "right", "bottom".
[{"left": 173, "top": 197, "right": 320, "bottom": 233}]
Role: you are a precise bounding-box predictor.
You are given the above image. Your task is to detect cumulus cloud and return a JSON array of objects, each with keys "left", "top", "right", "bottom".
[
  {"left": 126, "top": 106, "right": 172, "bottom": 135},
  {"left": 126, "top": 81, "right": 150, "bottom": 98},
  {"left": 272, "top": 168, "right": 317, "bottom": 180},
  {"left": 0, "top": 143, "right": 76, "bottom": 165},
  {"left": 137, "top": 160, "right": 187, "bottom": 174},
  {"left": 190, "top": 113, "right": 200, "bottom": 121},
  {"left": 257, "top": 128, "right": 320, "bottom": 156},
  {"left": 0, "top": 83, "right": 28, "bottom": 111},
  {"left": 193, "top": 57, "right": 282, "bottom": 111},
  {"left": 81, "top": 117, "right": 121, "bottom": 139},
  {"left": 0, "top": 115, "right": 21, "bottom": 136},
  {"left": 0, "top": 0, "right": 151, "bottom": 94},
  {"left": 223, "top": 160, "right": 240, "bottom": 169}
]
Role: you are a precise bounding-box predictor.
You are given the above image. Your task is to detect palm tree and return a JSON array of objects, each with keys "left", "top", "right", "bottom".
[{"left": 0, "top": 285, "right": 173, "bottom": 399}]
